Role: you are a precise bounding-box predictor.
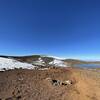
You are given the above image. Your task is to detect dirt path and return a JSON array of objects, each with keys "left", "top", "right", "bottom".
[{"left": 68, "top": 68, "right": 100, "bottom": 100}]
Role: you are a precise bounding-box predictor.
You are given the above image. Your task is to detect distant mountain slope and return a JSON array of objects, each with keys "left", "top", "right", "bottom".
[
  {"left": 0, "top": 55, "right": 100, "bottom": 71},
  {"left": 64, "top": 59, "right": 100, "bottom": 66},
  {"left": 0, "top": 55, "right": 67, "bottom": 71},
  {"left": 0, "top": 57, "right": 35, "bottom": 71}
]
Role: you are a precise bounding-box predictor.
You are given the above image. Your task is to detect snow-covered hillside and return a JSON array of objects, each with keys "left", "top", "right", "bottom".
[
  {"left": 32, "top": 57, "right": 67, "bottom": 67},
  {"left": 49, "top": 59, "right": 66, "bottom": 67},
  {"left": 32, "top": 57, "right": 45, "bottom": 66},
  {"left": 0, "top": 57, "right": 35, "bottom": 71},
  {"left": 0, "top": 55, "right": 68, "bottom": 71}
]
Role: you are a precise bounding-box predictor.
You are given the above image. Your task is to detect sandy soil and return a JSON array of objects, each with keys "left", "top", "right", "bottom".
[{"left": 0, "top": 67, "right": 100, "bottom": 100}]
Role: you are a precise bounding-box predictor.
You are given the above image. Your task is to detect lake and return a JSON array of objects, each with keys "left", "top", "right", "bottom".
[{"left": 74, "top": 63, "right": 100, "bottom": 68}]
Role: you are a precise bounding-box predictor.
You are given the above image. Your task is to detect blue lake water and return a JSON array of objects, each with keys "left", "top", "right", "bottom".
[{"left": 74, "top": 63, "right": 100, "bottom": 68}]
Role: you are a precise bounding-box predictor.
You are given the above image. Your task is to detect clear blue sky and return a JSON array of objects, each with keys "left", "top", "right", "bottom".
[{"left": 0, "top": 0, "right": 100, "bottom": 59}]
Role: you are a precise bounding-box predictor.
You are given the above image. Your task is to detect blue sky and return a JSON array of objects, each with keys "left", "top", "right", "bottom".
[{"left": 0, "top": 0, "right": 100, "bottom": 59}]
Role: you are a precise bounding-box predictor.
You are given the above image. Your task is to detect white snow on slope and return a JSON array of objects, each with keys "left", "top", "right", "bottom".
[
  {"left": 49, "top": 59, "right": 67, "bottom": 67},
  {"left": 32, "top": 57, "right": 45, "bottom": 66},
  {"left": 32, "top": 57, "right": 67, "bottom": 67},
  {"left": 38, "top": 68, "right": 49, "bottom": 70},
  {"left": 0, "top": 57, "right": 35, "bottom": 71}
]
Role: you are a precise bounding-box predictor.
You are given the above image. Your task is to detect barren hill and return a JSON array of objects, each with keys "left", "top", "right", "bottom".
[{"left": 0, "top": 67, "right": 100, "bottom": 100}]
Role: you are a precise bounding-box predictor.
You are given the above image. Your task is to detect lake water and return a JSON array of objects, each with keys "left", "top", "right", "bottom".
[{"left": 74, "top": 63, "right": 100, "bottom": 68}]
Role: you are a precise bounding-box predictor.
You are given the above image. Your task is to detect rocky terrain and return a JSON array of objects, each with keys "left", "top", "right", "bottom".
[
  {"left": 0, "top": 55, "right": 100, "bottom": 100},
  {"left": 0, "top": 67, "right": 100, "bottom": 100}
]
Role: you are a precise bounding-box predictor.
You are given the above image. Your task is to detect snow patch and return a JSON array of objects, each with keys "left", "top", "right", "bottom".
[
  {"left": 49, "top": 59, "right": 67, "bottom": 67},
  {"left": 32, "top": 57, "right": 45, "bottom": 66},
  {"left": 0, "top": 57, "right": 35, "bottom": 71},
  {"left": 38, "top": 68, "right": 49, "bottom": 70}
]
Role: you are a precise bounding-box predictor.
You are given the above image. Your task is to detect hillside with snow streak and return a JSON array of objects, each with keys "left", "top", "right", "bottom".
[
  {"left": 0, "top": 57, "right": 35, "bottom": 71},
  {"left": 0, "top": 55, "right": 68, "bottom": 71},
  {"left": 49, "top": 59, "right": 66, "bottom": 67}
]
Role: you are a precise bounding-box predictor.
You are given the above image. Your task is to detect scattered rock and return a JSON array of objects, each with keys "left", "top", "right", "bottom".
[
  {"left": 62, "top": 80, "right": 72, "bottom": 86},
  {"left": 52, "top": 79, "right": 61, "bottom": 86},
  {"left": 46, "top": 78, "right": 72, "bottom": 86}
]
